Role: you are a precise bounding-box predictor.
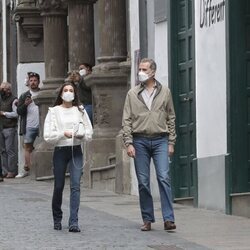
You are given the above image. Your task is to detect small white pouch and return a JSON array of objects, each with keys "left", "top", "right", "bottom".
[{"left": 74, "top": 122, "right": 85, "bottom": 138}]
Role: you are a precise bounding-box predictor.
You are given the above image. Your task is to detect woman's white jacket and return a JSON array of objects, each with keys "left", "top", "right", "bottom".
[{"left": 43, "top": 105, "right": 93, "bottom": 147}]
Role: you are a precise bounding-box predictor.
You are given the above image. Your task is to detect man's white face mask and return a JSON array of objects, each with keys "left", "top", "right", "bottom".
[
  {"left": 138, "top": 71, "right": 150, "bottom": 82},
  {"left": 79, "top": 69, "right": 87, "bottom": 77}
]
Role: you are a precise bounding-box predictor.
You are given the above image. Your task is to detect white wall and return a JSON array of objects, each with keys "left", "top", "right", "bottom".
[
  {"left": 195, "top": 0, "right": 227, "bottom": 211},
  {"left": 16, "top": 63, "right": 45, "bottom": 174},
  {"left": 155, "top": 22, "right": 169, "bottom": 86},
  {"left": 195, "top": 0, "right": 227, "bottom": 158}
]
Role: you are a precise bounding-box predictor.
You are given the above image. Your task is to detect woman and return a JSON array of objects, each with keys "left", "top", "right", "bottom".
[{"left": 44, "top": 82, "right": 93, "bottom": 232}]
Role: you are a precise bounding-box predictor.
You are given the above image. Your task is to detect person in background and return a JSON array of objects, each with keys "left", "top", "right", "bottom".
[
  {"left": 122, "top": 58, "right": 177, "bottom": 232},
  {"left": 0, "top": 82, "right": 18, "bottom": 178},
  {"left": 78, "top": 63, "right": 93, "bottom": 124},
  {"left": 16, "top": 72, "right": 40, "bottom": 178},
  {"left": 44, "top": 82, "right": 93, "bottom": 232}
]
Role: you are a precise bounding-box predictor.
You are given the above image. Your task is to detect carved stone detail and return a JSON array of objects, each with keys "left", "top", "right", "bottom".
[
  {"left": 93, "top": 94, "right": 111, "bottom": 126},
  {"left": 13, "top": 4, "right": 43, "bottom": 46},
  {"left": 17, "top": 0, "right": 37, "bottom": 7},
  {"left": 38, "top": 0, "right": 67, "bottom": 12}
]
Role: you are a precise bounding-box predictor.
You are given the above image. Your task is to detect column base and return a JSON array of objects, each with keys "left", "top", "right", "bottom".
[{"left": 32, "top": 141, "right": 54, "bottom": 179}]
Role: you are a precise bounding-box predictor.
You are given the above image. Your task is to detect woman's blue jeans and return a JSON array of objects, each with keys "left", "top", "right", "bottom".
[
  {"left": 52, "top": 145, "right": 83, "bottom": 227},
  {"left": 133, "top": 136, "right": 175, "bottom": 223}
]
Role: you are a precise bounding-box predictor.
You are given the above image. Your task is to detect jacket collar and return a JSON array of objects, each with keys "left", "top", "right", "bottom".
[{"left": 136, "top": 79, "right": 162, "bottom": 103}]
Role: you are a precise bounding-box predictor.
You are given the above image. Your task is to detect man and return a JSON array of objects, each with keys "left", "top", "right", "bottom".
[
  {"left": 16, "top": 72, "right": 40, "bottom": 178},
  {"left": 78, "top": 63, "right": 93, "bottom": 124},
  {"left": 122, "top": 58, "right": 177, "bottom": 231},
  {"left": 0, "top": 82, "right": 18, "bottom": 178}
]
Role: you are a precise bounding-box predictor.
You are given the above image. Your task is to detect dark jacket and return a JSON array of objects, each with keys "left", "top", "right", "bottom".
[
  {"left": 78, "top": 77, "right": 92, "bottom": 105},
  {"left": 17, "top": 90, "right": 31, "bottom": 135},
  {"left": 0, "top": 95, "right": 18, "bottom": 128}
]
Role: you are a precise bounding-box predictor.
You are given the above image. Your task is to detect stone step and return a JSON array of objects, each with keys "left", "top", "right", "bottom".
[
  {"left": 90, "top": 164, "right": 116, "bottom": 192},
  {"left": 108, "top": 154, "right": 116, "bottom": 165}
]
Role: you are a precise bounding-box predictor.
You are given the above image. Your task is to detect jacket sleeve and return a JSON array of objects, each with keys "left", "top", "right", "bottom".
[
  {"left": 79, "top": 78, "right": 91, "bottom": 91},
  {"left": 121, "top": 93, "right": 133, "bottom": 146},
  {"left": 4, "top": 98, "right": 18, "bottom": 118},
  {"left": 17, "top": 93, "right": 28, "bottom": 116},
  {"left": 43, "top": 108, "right": 64, "bottom": 144},
  {"left": 166, "top": 91, "right": 177, "bottom": 145}
]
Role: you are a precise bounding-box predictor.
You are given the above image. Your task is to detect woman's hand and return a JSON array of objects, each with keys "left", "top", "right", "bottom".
[{"left": 64, "top": 131, "right": 73, "bottom": 138}]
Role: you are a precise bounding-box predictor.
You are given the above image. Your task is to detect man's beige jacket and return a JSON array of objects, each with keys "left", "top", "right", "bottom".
[{"left": 122, "top": 80, "right": 176, "bottom": 146}]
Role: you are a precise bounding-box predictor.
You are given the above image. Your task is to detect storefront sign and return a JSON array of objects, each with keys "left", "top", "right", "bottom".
[{"left": 200, "top": 0, "right": 225, "bottom": 28}]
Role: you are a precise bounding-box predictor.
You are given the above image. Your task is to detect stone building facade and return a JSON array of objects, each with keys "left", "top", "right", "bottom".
[
  {"left": 0, "top": 0, "right": 131, "bottom": 191},
  {"left": 2, "top": 0, "right": 250, "bottom": 219}
]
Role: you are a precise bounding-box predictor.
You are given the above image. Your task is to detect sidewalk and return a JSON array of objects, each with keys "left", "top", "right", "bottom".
[{"left": 1, "top": 177, "right": 250, "bottom": 250}]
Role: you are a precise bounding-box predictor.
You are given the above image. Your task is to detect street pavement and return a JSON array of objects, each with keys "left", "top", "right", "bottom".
[{"left": 0, "top": 177, "right": 250, "bottom": 250}]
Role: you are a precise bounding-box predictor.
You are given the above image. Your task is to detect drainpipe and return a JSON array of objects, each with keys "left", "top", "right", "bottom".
[{"left": 2, "top": 0, "right": 7, "bottom": 81}]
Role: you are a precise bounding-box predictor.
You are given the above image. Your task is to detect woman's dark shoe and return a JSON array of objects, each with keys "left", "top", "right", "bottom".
[
  {"left": 140, "top": 221, "right": 151, "bottom": 231},
  {"left": 69, "top": 225, "right": 81, "bottom": 232},
  {"left": 54, "top": 223, "right": 62, "bottom": 230}
]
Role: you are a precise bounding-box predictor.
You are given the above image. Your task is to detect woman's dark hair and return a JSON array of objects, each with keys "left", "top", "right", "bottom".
[
  {"left": 53, "top": 82, "right": 83, "bottom": 112},
  {"left": 80, "top": 63, "right": 92, "bottom": 72}
]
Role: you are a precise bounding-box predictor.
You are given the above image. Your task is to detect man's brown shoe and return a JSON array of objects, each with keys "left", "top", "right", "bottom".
[
  {"left": 140, "top": 221, "right": 151, "bottom": 231},
  {"left": 164, "top": 221, "right": 176, "bottom": 231}
]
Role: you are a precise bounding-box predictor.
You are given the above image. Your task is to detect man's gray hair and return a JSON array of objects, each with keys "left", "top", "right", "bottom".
[
  {"left": 140, "top": 58, "right": 157, "bottom": 72},
  {"left": 0, "top": 81, "right": 12, "bottom": 90}
]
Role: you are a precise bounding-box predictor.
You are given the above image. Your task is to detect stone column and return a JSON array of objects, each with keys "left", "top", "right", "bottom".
[
  {"left": 68, "top": 0, "right": 96, "bottom": 70},
  {"left": 85, "top": 0, "right": 129, "bottom": 190},
  {"left": 32, "top": 0, "right": 68, "bottom": 179},
  {"left": 67, "top": 0, "right": 96, "bottom": 187},
  {"left": 38, "top": 0, "right": 68, "bottom": 90},
  {"left": 97, "top": 0, "right": 127, "bottom": 63}
]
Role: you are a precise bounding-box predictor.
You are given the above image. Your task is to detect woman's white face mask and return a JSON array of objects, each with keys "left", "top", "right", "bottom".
[{"left": 61, "top": 91, "right": 74, "bottom": 102}]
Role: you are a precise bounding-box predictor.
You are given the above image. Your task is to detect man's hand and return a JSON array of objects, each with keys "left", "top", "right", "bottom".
[
  {"left": 168, "top": 144, "right": 174, "bottom": 157},
  {"left": 0, "top": 111, "right": 4, "bottom": 116},
  {"left": 25, "top": 96, "right": 32, "bottom": 106},
  {"left": 127, "top": 144, "right": 136, "bottom": 158}
]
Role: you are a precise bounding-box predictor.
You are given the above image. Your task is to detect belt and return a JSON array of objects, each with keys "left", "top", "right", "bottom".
[{"left": 133, "top": 133, "right": 167, "bottom": 138}]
